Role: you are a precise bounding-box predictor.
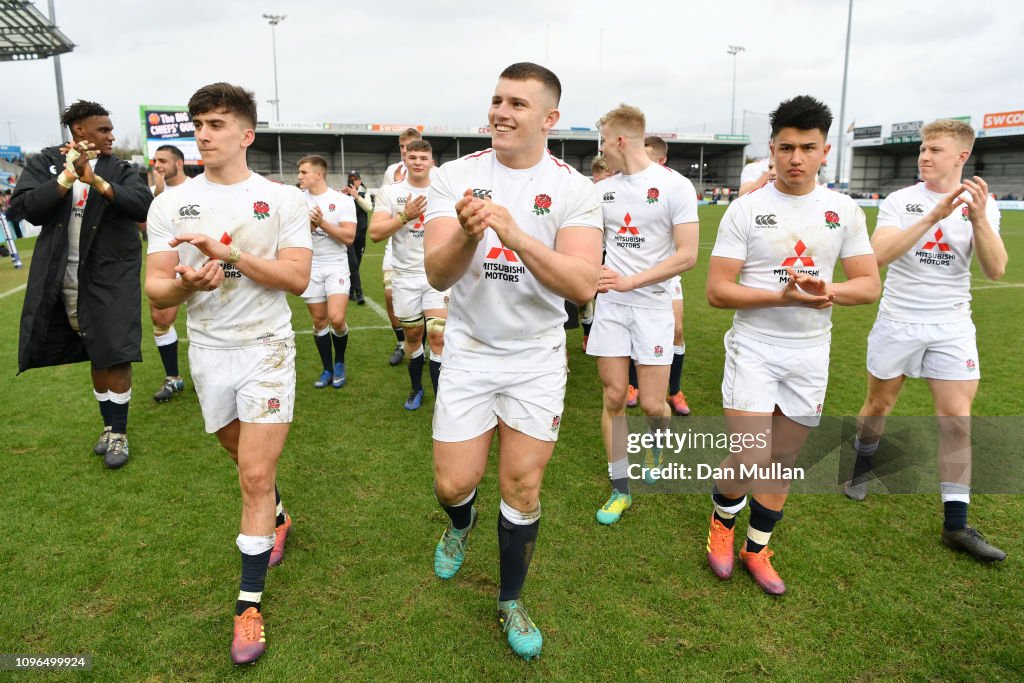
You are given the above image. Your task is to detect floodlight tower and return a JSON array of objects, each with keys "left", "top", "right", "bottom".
[
  {"left": 263, "top": 14, "right": 286, "bottom": 121},
  {"left": 727, "top": 45, "right": 746, "bottom": 135}
]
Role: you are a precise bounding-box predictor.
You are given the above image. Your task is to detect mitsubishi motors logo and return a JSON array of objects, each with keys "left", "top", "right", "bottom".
[
  {"left": 781, "top": 240, "right": 815, "bottom": 267},
  {"left": 923, "top": 228, "right": 950, "bottom": 252},
  {"left": 220, "top": 232, "right": 232, "bottom": 245},
  {"left": 618, "top": 213, "right": 640, "bottom": 235},
  {"left": 915, "top": 227, "right": 956, "bottom": 266},
  {"left": 486, "top": 244, "right": 518, "bottom": 262},
  {"left": 411, "top": 215, "right": 424, "bottom": 231},
  {"left": 76, "top": 188, "right": 89, "bottom": 208},
  {"left": 483, "top": 242, "right": 525, "bottom": 282}
]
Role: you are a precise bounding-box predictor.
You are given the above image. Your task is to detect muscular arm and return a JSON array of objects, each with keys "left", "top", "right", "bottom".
[
  {"left": 706, "top": 256, "right": 833, "bottom": 310},
  {"left": 232, "top": 247, "right": 312, "bottom": 296},
  {"left": 424, "top": 215, "right": 479, "bottom": 292},
  {"left": 145, "top": 250, "right": 199, "bottom": 309},
  {"left": 319, "top": 219, "right": 356, "bottom": 246},
  {"left": 620, "top": 221, "right": 699, "bottom": 290},
  {"left": 871, "top": 221, "right": 937, "bottom": 267},
  {"left": 514, "top": 226, "right": 603, "bottom": 304},
  {"left": 369, "top": 211, "right": 403, "bottom": 242},
  {"left": 971, "top": 216, "right": 1007, "bottom": 280},
  {"left": 829, "top": 253, "right": 881, "bottom": 306}
]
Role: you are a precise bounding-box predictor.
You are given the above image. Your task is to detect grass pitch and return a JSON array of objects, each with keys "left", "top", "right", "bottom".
[{"left": 1, "top": 205, "right": 1022, "bottom": 681}]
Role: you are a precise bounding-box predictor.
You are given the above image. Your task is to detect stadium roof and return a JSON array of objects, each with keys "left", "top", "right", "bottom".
[{"left": 0, "top": 0, "right": 75, "bottom": 61}]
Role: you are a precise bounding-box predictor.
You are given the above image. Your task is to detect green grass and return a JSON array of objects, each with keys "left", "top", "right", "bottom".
[{"left": 1, "top": 206, "right": 1022, "bottom": 681}]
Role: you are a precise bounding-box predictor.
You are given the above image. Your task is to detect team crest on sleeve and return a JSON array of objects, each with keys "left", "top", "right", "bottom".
[
  {"left": 824, "top": 210, "right": 840, "bottom": 230},
  {"left": 646, "top": 187, "right": 660, "bottom": 204},
  {"left": 533, "top": 194, "right": 552, "bottom": 215},
  {"left": 253, "top": 200, "right": 270, "bottom": 220}
]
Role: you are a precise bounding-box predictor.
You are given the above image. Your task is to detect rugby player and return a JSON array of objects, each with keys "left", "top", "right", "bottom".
[
  {"left": 382, "top": 127, "right": 426, "bottom": 365},
  {"left": 588, "top": 106, "right": 699, "bottom": 525},
  {"left": 704, "top": 95, "right": 880, "bottom": 595},
  {"left": 370, "top": 139, "right": 446, "bottom": 410},
  {"left": 645, "top": 135, "right": 691, "bottom": 416},
  {"left": 148, "top": 144, "right": 192, "bottom": 402},
  {"left": 423, "top": 62, "right": 602, "bottom": 660},
  {"left": 844, "top": 119, "right": 1008, "bottom": 562},
  {"left": 145, "top": 83, "right": 312, "bottom": 664},
  {"left": 296, "top": 155, "right": 357, "bottom": 388}
]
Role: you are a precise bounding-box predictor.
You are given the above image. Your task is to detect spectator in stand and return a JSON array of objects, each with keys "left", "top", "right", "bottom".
[{"left": 342, "top": 171, "right": 372, "bottom": 305}]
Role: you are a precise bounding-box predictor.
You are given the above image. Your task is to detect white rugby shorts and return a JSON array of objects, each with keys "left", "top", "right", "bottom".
[
  {"left": 586, "top": 299, "right": 673, "bottom": 365},
  {"left": 301, "top": 261, "right": 351, "bottom": 304},
  {"left": 867, "top": 317, "right": 980, "bottom": 381},
  {"left": 392, "top": 273, "right": 449, "bottom": 321},
  {"left": 433, "top": 366, "right": 566, "bottom": 443},
  {"left": 721, "top": 329, "right": 829, "bottom": 428},
  {"left": 189, "top": 341, "right": 296, "bottom": 433}
]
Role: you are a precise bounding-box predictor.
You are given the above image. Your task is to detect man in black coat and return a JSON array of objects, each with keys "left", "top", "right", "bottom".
[{"left": 13, "top": 100, "right": 152, "bottom": 469}]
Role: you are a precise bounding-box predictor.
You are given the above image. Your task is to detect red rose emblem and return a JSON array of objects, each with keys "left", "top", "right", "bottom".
[
  {"left": 267, "top": 397, "right": 281, "bottom": 414},
  {"left": 533, "top": 194, "right": 552, "bottom": 215},
  {"left": 824, "top": 210, "right": 840, "bottom": 229},
  {"left": 647, "top": 188, "right": 659, "bottom": 200},
  {"left": 328, "top": 203, "right": 336, "bottom": 212},
  {"left": 254, "top": 201, "right": 270, "bottom": 220},
  {"left": 961, "top": 205, "right": 970, "bottom": 218},
  {"left": 551, "top": 415, "right": 561, "bottom": 431}
]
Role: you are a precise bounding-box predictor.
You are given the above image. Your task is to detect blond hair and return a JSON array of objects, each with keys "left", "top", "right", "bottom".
[
  {"left": 297, "top": 155, "right": 328, "bottom": 173},
  {"left": 921, "top": 119, "right": 975, "bottom": 152},
  {"left": 598, "top": 104, "right": 646, "bottom": 139},
  {"left": 398, "top": 127, "right": 422, "bottom": 143},
  {"left": 591, "top": 156, "right": 610, "bottom": 175}
]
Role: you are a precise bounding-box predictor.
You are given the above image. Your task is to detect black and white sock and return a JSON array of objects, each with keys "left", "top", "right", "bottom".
[
  {"left": 154, "top": 328, "right": 180, "bottom": 378},
  {"left": 235, "top": 533, "right": 274, "bottom": 615},
  {"left": 712, "top": 485, "right": 747, "bottom": 530},
  {"left": 498, "top": 499, "right": 540, "bottom": 602},
  {"left": 107, "top": 389, "right": 131, "bottom": 435},
  {"left": 609, "top": 457, "right": 630, "bottom": 496},
  {"left": 439, "top": 487, "right": 476, "bottom": 531},
  {"left": 313, "top": 327, "right": 333, "bottom": 372},
  {"left": 941, "top": 482, "right": 970, "bottom": 531},
  {"left": 331, "top": 325, "right": 349, "bottom": 364},
  {"left": 668, "top": 344, "right": 685, "bottom": 395},
  {"left": 408, "top": 345, "right": 425, "bottom": 393},
  {"left": 745, "top": 498, "right": 783, "bottom": 553}
]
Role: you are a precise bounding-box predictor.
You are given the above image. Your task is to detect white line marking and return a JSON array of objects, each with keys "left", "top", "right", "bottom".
[
  {"left": 972, "top": 282, "right": 1024, "bottom": 291},
  {"left": 0, "top": 283, "right": 26, "bottom": 299},
  {"left": 362, "top": 295, "right": 391, "bottom": 323}
]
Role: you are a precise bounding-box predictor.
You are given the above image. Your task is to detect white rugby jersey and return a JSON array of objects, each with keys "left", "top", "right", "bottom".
[
  {"left": 711, "top": 182, "right": 873, "bottom": 347},
  {"left": 425, "top": 149, "right": 602, "bottom": 371},
  {"left": 596, "top": 162, "right": 698, "bottom": 309},
  {"left": 740, "top": 158, "right": 770, "bottom": 186},
  {"left": 147, "top": 173, "right": 312, "bottom": 349},
  {"left": 383, "top": 161, "right": 405, "bottom": 184},
  {"left": 375, "top": 179, "right": 430, "bottom": 276},
  {"left": 876, "top": 182, "right": 1001, "bottom": 323},
  {"left": 306, "top": 187, "right": 356, "bottom": 266}
]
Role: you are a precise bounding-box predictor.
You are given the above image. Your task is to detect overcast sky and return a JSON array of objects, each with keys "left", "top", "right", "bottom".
[{"left": 3, "top": 0, "right": 1023, "bottom": 153}]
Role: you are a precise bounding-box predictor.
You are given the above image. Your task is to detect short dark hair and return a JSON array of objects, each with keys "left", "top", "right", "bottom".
[
  {"left": 499, "top": 62, "right": 561, "bottom": 106},
  {"left": 644, "top": 135, "right": 668, "bottom": 158},
  {"left": 298, "top": 155, "right": 328, "bottom": 172},
  {"left": 60, "top": 100, "right": 109, "bottom": 128},
  {"left": 770, "top": 95, "right": 833, "bottom": 138},
  {"left": 155, "top": 144, "right": 184, "bottom": 163},
  {"left": 188, "top": 82, "right": 258, "bottom": 129},
  {"left": 405, "top": 139, "right": 432, "bottom": 154}
]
